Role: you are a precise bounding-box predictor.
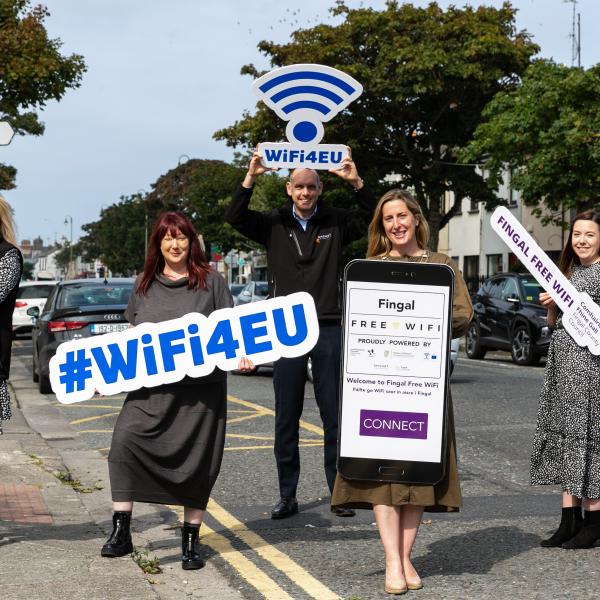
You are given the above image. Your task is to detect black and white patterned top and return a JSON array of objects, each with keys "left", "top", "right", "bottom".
[
  {"left": 0, "top": 248, "right": 21, "bottom": 424},
  {"left": 531, "top": 262, "right": 600, "bottom": 498}
]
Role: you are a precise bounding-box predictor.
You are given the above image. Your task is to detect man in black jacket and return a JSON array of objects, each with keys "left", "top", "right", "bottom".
[{"left": 225, "top": 149, "right": 375, "bottom": 518}]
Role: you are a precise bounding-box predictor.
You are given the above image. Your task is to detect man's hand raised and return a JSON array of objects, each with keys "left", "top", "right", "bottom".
[
  {"left": 328, "top": 147, "right": 363, "bottom": 190},
  {"left": 242, "top": 149, "right": 277, "bottom": 188}
]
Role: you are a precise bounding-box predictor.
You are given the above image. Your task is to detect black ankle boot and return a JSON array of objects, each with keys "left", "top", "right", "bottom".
[
  {"left": 101, "top": 511, "right": 133, "bottom": 557},
  {"left": 562, "top": 510, "right": 600, "bottom": 549},
  {"left": 540, "top": 507, "right": 582, "bottom": 547},
  {"left": 181, "top": 522, "right": 204, "bottom": 570}
]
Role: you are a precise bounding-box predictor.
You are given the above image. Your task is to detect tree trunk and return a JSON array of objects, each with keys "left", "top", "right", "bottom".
[{"left": 427, "top": 194, "right": 442, "bottom": 252}]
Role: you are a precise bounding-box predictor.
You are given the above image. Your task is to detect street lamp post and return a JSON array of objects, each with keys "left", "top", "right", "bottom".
[
  {"left": 138, "top": 189, "right": 148, "bottom": 258},
  {"left": 64, "top": 215, "right": 73, "bottom": 278}
]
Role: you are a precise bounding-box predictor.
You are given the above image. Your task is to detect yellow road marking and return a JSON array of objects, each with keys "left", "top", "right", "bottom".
[
  {"left": 169, "top": 506, "right": 294, "bottom": 600},
  {"left": 79, "top": 429, "right": 114, "bottom": 434},
  {"left": 69, "top": 412, "right": 121, "bottom": 425},
  {"left": 62, "top": 404, "right": 124, "bottom": 409},
  {"left": 208, "top": 498, "right": 341, "bottom": 600},
  {"left": 227, "top": 433, "right": 275, "bottom": 441},
  {"left": 228, "top": 395, "right": 324, "bottom": 437},
  {"left": 227, "top": 412, "right": 270, "bottom": 426},
  {"left": 224, "top": 441, "right": 323, "bottom": 452}
]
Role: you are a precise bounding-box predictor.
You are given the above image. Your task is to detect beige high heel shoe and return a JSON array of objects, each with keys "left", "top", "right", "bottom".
[
  {"left": 384, "top": 581, "right": 408, "bottom": 595},
  {"left": 406, "top": 578, "right": 423, "bottom": 590}
]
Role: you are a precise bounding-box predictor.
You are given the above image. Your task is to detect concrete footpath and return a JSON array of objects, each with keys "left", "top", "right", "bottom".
[{"left": 0, "top": 357, "right": 241, "bottom": 600}]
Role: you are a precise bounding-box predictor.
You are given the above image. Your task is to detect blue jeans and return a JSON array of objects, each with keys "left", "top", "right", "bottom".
[{"left": 273, "top": 322, "right": 341, "bottom": 498}]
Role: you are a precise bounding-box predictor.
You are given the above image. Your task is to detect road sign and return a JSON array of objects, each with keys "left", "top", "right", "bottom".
[{"left": 0, "top": 122, "right": 15, "bottom": 146}]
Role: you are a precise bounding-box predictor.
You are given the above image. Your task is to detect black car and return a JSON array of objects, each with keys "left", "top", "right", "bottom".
[
  {"left": 466, "top": 272, "right": 551, "bottom": 365},
  {"left": 29, "top": 278, "right": 135, "bottom": 394}
]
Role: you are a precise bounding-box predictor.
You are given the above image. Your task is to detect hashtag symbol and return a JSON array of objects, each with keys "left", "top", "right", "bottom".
[{"left": 59, "top": 349, "right": 93, "bottom": 393}]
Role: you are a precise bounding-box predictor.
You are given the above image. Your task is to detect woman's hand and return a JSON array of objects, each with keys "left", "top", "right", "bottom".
[
  {"left": 539, "top": 292, "right": 557, "bottom": 309},
  {"left": 539, "top": 292, "right": 557, "bottom": 327},
  {"left": 236, "top": 356, "right": 255, "bottom": 373}
]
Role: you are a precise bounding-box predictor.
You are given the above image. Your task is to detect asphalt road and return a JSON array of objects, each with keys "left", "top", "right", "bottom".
[{"left": 13, "top": 339, "right": 600, "bottom": 600}]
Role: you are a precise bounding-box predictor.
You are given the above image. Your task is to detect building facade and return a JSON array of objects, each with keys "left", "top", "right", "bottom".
[{"left": 438, "top": 172, "right": 565, "bottom": 293}]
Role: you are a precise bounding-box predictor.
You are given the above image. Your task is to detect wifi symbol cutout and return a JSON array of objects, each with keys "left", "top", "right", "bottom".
[{"left": 252, "top": 64, "right": 363, "bottom": 145}]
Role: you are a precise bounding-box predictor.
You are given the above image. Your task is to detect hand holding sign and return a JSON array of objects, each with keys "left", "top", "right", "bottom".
[
  {"left": 328, "top": 148, "right": 363, "bottom": 188},
  {"left": 491, "top": 207, "right": 600, "bottom": 354}
]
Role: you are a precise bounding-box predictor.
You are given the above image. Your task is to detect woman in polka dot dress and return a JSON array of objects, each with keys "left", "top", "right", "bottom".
[{"left": 530, "top": 210, "right": 600, "bottom": 549}]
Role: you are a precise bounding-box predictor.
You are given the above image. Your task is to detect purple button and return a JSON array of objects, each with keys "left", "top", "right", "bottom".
[{"left": 359, "top": 409, "right": 428, "bottom": 439}]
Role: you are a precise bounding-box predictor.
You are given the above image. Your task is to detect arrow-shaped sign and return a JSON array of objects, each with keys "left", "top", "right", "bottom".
[{"left": 0, "top": 122, "right": 15, "bottom": 146}]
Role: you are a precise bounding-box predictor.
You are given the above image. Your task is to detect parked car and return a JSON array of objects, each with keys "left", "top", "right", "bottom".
[
  {"left": 12, "top": 281, "right": 58, "bottom": 336},
  {"left": 465, "top": 272, "right": 551, "bottom": 365},
  {"left": 29, "top": 278, "right": 135, "bottom": 394},
  {"left": 235, "top": 281, "right": 268, "bottom": 306},
  {"left": 229, "top": 283, "right": 245, "bottom": 303},
  {"left": 450, "top": 337, "right": 460, "bottom": 374}
]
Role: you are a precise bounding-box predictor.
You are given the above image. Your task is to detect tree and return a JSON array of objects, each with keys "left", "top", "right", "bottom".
[
  {"left": 145, "top": 158, "right": 285, "bottom": 253},
  {"left": 214, "top": 0, "right": 538, "bottom": 249},
  {"left": 0, "top": 0, "right": 86, "bottom": 188},
  {"left": 79, "top": 196, "right": 146, "bottom": 276},
  {"left": 461, "top": 60, "right": 600, "bottom": 225}
]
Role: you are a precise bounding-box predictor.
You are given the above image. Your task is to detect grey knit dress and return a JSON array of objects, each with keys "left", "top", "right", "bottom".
[
  {"left": 530, "top": 262, "right": 600, "bottom": 499},
  {"left": 108, "top": 271, "right": 232, "bottom": 509}
]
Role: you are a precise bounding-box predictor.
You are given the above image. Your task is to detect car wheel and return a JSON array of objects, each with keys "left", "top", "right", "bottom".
[
  {"left": 306, "top": 357, "right": 313, "bottom": 383},
  {"left": 511, "top": 324, "right": 539, "bottom": 366},
  {"left": 32, "top": 355, "right": 39, "bottom": 383},
  {"left": 465, "top": 321, "right": 486, "bottom": 359},
  {"left": 38, "top": 370, "right": 52, "bottom": 394}
]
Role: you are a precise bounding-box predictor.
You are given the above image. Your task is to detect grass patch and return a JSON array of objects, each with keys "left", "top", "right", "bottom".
[
  {"left": 27, "top": 453, "right": 44, "bottom": 467},
  {"left": 53, "top": 469, "right": 103, "bottom": 493},
  {"left": 132, "top": 546, "right": 162, "bottom": 574}
]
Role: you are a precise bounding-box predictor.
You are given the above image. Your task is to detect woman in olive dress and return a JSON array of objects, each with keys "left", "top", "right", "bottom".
[
  {"left": 331, "top": 189, "right": 473, "bottom": 594},
  {"left": 102, "top": 211, "right": 253, "bottom": 569},
  {"left": 531, "top": 210, "right": 600, "bottom": 549}
]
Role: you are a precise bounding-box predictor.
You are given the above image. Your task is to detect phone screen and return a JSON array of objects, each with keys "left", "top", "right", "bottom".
[{"left": 339, "top": 264, "right": 452, "bottom": 471}]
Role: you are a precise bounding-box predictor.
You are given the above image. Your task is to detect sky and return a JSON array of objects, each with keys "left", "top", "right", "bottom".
[{"left": 3, "top": 0, "right": 599, "bottom": 246}]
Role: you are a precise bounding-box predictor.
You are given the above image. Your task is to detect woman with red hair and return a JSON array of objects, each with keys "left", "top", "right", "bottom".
[{"left": 102, "top": 211, "right": 252, "bottom": 569}]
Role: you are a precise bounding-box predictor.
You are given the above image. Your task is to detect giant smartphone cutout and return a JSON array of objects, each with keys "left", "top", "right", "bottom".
[{"left": 338, "top": 260, "right": 454, "bottom": 484}]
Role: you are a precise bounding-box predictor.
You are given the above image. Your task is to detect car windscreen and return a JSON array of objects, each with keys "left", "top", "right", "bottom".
[
  {"left": 519, "top": 278, "right": 543, "bottom": 305},
  {"left": 255, "top": 282, "right": 268, "bottom": 298},
  {"left": 57, "top": 283, "right": 134, "bottom": 309},
  {"left": 17, "top": 284, "right": 56, "bottom": 299}
]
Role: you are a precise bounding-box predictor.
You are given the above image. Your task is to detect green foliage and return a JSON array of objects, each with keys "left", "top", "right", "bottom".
[
  {"left": 131, "top": 547, "right": 162, "bottom": 574},
  {"left": 145, "top": 158, "right": 284, "bottom": 254},
  {"left": 53, "top": 241, "right": 75, "bottom": 269},
  {"left": 0, "top": 0, "right": 86, "bottom": 188},
  {"left": 78, "top": 158, "right": 279, "bottom": 271},
  {"left": 214, "top": 1, "right": 538, "bottom": 248},
  {"left": 461, "top": 60, "right": 600, "bottom": 224},
  {"left": 21, "top": 260, "right": 33, "bottom": 280},
  {"left": 79, "top": 196, "right": 146, "bottom": 276}
]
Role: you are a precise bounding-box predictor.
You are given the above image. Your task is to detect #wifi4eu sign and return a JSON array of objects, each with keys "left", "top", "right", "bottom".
[
  {"left": 49, "top": 293, "right": 319, "bottom": 404},
  {"left": 253, "top": 64, "right": 363, "bottom": 170}
]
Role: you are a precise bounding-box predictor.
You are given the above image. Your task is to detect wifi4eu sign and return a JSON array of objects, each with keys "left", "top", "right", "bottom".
[
  {"left": 49, "top": 293, "right": 319, "bottom": 404},
  {"left": 0, "top": 122, "right": 15, "bottom": 146},
  {"left": 253, "top": 64, "right": 363, "bottom": 171}
]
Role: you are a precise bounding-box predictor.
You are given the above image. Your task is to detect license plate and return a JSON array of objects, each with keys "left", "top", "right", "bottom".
[{"left": 90, "top": 323, "right": 129, "bottom": 335}]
